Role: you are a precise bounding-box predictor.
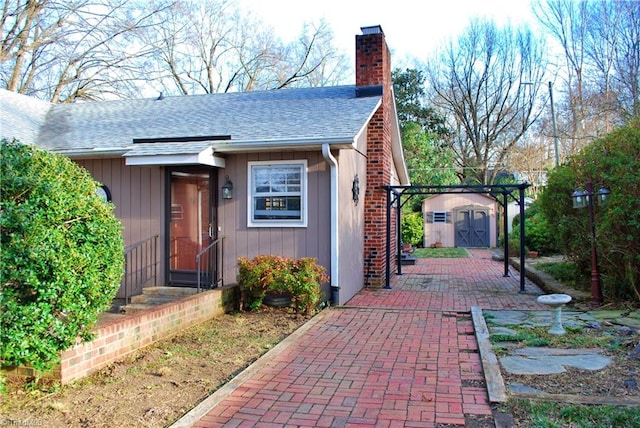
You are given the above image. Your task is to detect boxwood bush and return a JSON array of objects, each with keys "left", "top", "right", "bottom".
[{"left": 1, "top": 139, "right": 124, "bottom": 379}]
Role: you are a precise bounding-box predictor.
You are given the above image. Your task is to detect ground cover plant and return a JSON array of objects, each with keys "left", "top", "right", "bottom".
[
  {"left": 535, "top": 261, "right": 588, "bottom": 290},
  {"left": 505, "top": 399, "right": 640, "bottom": 427}
]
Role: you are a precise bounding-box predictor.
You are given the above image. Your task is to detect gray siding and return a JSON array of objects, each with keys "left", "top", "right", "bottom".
[
  {"left": 76, "top": 159, "right": 165, "bottom": 293},
  {"left": 219, "top": 152, "right": 331, "bottom": 297},
  {"left": 335, "top": 135, "right": 368, "bottom": 304}
]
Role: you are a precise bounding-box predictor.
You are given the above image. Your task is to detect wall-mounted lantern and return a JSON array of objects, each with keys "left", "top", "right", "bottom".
[
  {"left": 352, "top": 174, "right": 360, "bottom": 204},
  {"left": 222, "top": 175, "right": 233, "bottom": 200}
]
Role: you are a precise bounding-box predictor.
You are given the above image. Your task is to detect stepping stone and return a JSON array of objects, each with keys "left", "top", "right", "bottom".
[
  {"left": 500, "top": 348, "right": 612, "bottom": 375},
  {"left": 508, "top": 383, "right": 545, "bottom": 394}
]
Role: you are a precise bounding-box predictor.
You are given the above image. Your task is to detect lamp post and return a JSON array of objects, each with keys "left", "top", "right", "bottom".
[{"left": 572, "top": 181, "right": 610, "bottom": 307}]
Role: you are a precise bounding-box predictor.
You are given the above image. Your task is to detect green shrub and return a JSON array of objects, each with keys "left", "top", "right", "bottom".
[
  {"left": 1, "top": 139, "right": 124, "bottom": 376},
  {"left": 401, "top": 212, "right": 424, "bottom": 246},
  {"left": 536, "top": 261, "right": 587, "bottom": 289},
  {"left": 539, "top": 121, "right": 640, "bottom": 302},
  {"left": 505, "top": 238, "right": 527, "bottom": 257},
  {"left": 237, "top": 255, "right": 328, "bottom": 315},
  {"left": 511, "top": 201, "right": 560, "bottom": 256}
]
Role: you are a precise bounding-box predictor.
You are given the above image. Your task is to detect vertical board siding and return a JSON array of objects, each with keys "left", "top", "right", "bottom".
[
  {"left": 219, "top": 152, "right": 331, "bottom": 292},
  {"left": 336, "top": 141, "right": 367, "bottom": 304},
  {"left": 76, "top": 159, "right": 165, "bottom": 291}
]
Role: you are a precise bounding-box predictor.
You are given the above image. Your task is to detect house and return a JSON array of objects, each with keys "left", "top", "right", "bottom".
[
  {"left": 422, "top": 193, "right": 498, "bottom": 248},
  {"left": 0, "top": 25, "right": 409, "bottom": 306},
  {"left": 507, "top": 197, "right": 533, "bottom": 234}
]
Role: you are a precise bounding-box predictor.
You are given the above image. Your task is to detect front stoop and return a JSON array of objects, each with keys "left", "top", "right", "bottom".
[{"left": 120, "top": 286, "right": 199, "bottom": 314}]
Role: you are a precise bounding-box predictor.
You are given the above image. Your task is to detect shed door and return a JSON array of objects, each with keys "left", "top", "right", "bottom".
[{"left": 455, "top": 208, "right": 489, "bottom": 248}]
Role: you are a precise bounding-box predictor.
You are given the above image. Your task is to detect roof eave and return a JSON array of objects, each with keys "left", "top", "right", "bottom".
[
  {"left": 53, "top": 147, "right": 130, "bottom": 158},
  {"left": 389, "top": 87, "right": 410, "bottom": 185},
  {"left": 211, "top": 137, "right": 356, "bottom": 153}
]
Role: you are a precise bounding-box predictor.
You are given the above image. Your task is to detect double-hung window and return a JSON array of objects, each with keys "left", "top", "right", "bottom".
[{"left": 248, "top": 160, "right": 307, "bottom": 227}]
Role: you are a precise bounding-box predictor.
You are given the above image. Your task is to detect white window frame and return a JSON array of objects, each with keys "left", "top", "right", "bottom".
[
  {"left": 432, "top": 211, "right": 448, "bottom": 223},
  {"left": 247, "top": 160, "right": 308, "bottom": 228}
]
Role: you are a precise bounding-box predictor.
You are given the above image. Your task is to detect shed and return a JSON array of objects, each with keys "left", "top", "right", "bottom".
[{"left": 422, "top": 193, "right": 498, "bottom": 248}]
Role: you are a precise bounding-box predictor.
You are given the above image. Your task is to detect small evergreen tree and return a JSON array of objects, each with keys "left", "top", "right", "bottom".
[{"left": 1, "top": 140, "right": 124, "bottom": 377}]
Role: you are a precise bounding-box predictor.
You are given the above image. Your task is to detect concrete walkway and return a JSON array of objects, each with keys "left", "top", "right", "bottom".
[{"left": 174, "top": 249, "right": 548, "bottom": 427}]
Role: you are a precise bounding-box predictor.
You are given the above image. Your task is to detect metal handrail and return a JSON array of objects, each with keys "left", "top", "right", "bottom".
[
  {"left": 196, "top": 235, "right": 225, "bottom": 293},
  {"left": 122, "top": 234, "right": 160, "bottom": 304}
]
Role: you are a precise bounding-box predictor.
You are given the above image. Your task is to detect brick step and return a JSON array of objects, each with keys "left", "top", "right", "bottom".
[
  {"left": 129, "top": 294, "right": 182, "bottom": 305},
  {"left": 141, "top": 286, "right": 198, "bottom": 297},
  {"left": 118, "top": 303, "right": 157, "bottom": 315}
]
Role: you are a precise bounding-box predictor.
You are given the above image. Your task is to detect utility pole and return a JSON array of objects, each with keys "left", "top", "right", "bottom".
[{"left": 549, "top": 81, "right": 560, "bottom": 167}]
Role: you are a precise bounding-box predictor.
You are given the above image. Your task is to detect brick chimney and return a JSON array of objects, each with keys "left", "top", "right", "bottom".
[{"left": 357, "top": 25, "right": 396, "bottom": 288}]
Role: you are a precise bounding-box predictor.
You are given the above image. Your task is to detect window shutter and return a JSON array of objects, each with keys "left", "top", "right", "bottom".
[{"left": 425, "top": 211, "right": 433, "bottom": 223}]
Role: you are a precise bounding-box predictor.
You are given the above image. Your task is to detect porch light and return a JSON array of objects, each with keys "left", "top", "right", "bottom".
[
  {"left": 222, "top": 175, "right": 233, "bottom": 199},
  {"left": 571, "top": 189, "right": 588, "bottom": 208}
]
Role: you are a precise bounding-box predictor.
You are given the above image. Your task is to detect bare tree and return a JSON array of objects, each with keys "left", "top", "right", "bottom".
[
  {"left": 533, "top": 0, "right": 640, "bottom": 149},
  {"left": 1, "top": 0, "right": 171, "bottom": 102},
  {"left": 140, "top": 1, "right": 349, "bottom": 95},
  {"left": 533, "top": 0, "right": 589, "bottom": 140},
  {"left": 426, "top": 19, "right": 548, "bottom": 184},
  {"left": 2, "top": 0, "right": 349, "bottom": 101},
  {"left": 603, "top": 1, "right": 640, "bottom": 119},
  {"left": 509, "top": 134, "right": 552, "bottom": 197}
]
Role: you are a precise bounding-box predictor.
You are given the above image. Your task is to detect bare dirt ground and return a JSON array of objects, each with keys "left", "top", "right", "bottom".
[
  {"left": 1, "top": 307, "right": 312, "bottom": 428},
  {"left": 501, "top": 324, "right": 640, "bottom": 399}
]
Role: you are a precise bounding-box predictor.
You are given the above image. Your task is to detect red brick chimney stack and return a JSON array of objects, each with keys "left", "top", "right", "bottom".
[{"left": 357, "top": 25, "right": 396, "bottom": 288}]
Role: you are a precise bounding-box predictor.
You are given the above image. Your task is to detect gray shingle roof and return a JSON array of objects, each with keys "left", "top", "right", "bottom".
[
  {"left": 1, "top": 86, "right": 381, "bottom": 156},
  {"left": 0, "top": 89, "right": 52, "bottom": 145}
]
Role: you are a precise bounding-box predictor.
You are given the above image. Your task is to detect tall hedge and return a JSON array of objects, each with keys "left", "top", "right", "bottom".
[
  {"left": 1, "top": 139, "right": 124, "bottom": 374},
  {"left": 539, "top": 122, "right": 640, "bottom": 302}
]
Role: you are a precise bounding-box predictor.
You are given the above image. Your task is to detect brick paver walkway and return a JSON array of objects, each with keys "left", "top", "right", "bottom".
[{"left": 187, "top": 249, "right": 547, "bottom": 427}]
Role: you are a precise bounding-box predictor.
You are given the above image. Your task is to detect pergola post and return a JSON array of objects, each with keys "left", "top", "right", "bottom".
[
  {"left": 382, "top": 183, "right": 530, "bottom": 293},
  {"left": 503, "top": 192, "right": 510, "bottom": 277},
  {"left": 385, "top": 187, "right": 393, "bottom": 289},
  {"left": 519, "top": 184, "right": 526, "bottom": 292}
]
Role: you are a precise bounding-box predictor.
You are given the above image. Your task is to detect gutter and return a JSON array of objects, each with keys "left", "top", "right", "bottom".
[
  {"left": 212, "top": 137, "right": 355, "bottom": 153},
  {"left": 321, "top": 143, "right": 339, "bottom": 305}
]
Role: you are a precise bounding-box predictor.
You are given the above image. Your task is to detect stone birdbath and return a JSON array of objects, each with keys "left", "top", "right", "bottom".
[{"left": 537, "top": 293, "right": 572, "bottom": 335}]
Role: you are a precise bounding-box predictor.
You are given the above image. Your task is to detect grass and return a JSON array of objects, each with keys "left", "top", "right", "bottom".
[
  {"left": 505, "top": 399, "right": 640, "bottom": 427},
  {"left": 489, "top": 325, "right": 614, "bottom": 350},
  {"left": 413, "top": 247, "right": 469, "bottom": 258}
]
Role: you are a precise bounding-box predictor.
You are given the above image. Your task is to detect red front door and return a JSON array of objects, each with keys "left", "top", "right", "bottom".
[{"left": 168, "top": 169, "right": 216, "bottom": 285}]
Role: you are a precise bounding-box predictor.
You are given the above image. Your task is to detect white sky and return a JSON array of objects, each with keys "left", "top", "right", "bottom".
[{"left": 236, "top": 0, "right": 537, "bottom": 67}]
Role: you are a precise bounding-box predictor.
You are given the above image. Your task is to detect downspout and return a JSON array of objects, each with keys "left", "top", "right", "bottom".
[{"left": 322, "top": 144, "right": 339, "bottom": 305}]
